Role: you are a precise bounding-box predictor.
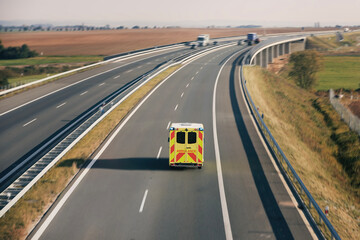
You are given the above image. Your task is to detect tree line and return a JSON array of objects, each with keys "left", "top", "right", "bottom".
[{"left": 0, "top": 41, "right": 38, "bottom": 59}]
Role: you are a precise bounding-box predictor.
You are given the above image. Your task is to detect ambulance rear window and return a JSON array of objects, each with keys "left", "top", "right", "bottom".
[
  {"left": 188, "top": 132, "right": 197, "bottom": 144},
  {"left": 177, "top": 132, "right": 185, "bottom": 144}
]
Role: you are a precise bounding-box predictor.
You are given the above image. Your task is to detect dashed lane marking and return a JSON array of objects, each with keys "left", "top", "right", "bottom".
[
  {"left": 139, "top": 189, "right": 149, "bottom": 213},
  {"left": 23, "top": 118, "right": 37, "bottom": 127},
  {"left": 56, "top": 102, "right": 66, "bottom": 109}
]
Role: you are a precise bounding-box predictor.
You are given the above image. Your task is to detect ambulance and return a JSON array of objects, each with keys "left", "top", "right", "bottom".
[{"left": 169, "top": 123, "right": 204, "bottom": 168}]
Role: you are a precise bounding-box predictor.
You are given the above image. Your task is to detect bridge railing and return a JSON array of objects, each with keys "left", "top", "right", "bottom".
[{"left": 240, "top": 52, "right": 341, "bottom": 240}]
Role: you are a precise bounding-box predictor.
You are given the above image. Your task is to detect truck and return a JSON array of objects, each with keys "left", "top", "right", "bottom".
[
  {"left": 197, "top": 34, "right": 210, "bottom": 46},
  {"left": 169, "top": 123, "right": 204, "bottom": 169},
  {"left": 247, "top": 33, "right": 259, "bottom": 46}
]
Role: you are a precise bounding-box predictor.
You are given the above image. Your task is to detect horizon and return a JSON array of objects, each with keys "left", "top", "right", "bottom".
[{"left": 1, "top": 0, "right": 359, "bottom": 29}]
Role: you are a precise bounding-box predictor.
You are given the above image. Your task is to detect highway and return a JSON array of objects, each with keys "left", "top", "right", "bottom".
[
  {"left": 0, "top": 45, "right": 209, "bottom": 180},
  {"left": 29, "top": 44, "right": 314, "bottom": 239}
]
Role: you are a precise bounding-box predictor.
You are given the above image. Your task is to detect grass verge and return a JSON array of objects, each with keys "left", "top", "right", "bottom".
[
  {"left": 7, "top": 73, "right": 57, "bottom": 85},
  {"left": 0, "top": 63, "right": 102, "bottom": 100},
  {"left": 0, "top": 56, "right": 103, "bottom": 66},
  {"left": 316, "top": 56, "right": 360, "bottom": 91},
  {"left": 0, "top": 64, "right": 181, "bottom": 240},
  {"left": 244, "top": 66, "right": 359, "bottom": 240}
]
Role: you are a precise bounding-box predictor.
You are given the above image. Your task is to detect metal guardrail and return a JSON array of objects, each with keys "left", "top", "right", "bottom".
[
  {"left": 0, "top": 42, "right": 235, "bottom": 218},
  {"left": 0, "top": 60, "right": 173, "bottom": 217},
  {"left": 0, "top": 44, "right": 184, "bottom": 96},
  {"left": 240, "top": 52, "right": 341, "bottom": 239}
]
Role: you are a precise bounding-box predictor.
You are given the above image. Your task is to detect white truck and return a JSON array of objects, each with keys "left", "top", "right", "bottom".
[{"left": 197, "top": 34, "right": 210, "bottom": 47}]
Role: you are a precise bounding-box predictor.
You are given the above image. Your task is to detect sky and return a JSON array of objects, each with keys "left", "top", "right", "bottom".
[{"left": 0, "top": 0, "right": 359, "bottom": 27}]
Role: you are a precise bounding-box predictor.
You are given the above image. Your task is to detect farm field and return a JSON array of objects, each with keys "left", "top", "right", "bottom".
[
  {"left": 0, "top": 27, "right": 329, "bottom": 56},
  {"left": 316, "top": 56, "right": 360, "bottom": 90}
]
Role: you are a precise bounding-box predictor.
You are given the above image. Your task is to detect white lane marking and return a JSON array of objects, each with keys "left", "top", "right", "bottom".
[
  {"left": 139, "top": 189, "right": 149, "bottom": 213},
  {"left": 213, "top": 51, "right": 239, "bottom": 240},
  {"left": 56, "top": 102, "right": 66, "bottom": 109},
  {"left": 191, "top": 77, "right": 194, "bottom": 81},
  {"left": 196, "top": 71, "right": 199, "bottom": 75},
  {"left": 31, "top": 45, "right": 230, "bottom": 240},
  {"left": 200, "top": 66, "right": 203, "bottom": 70},
  {"left": 137, "top": 66, "right": 142, "bottom": 69},
  {"left": 174, "top": 104, "right": 178, "bottom": 111},
  {"left": 156, "top": 146, "right": 162, "bottom": 159},
  {"left": 167, "top": 121, "right": 171, "bottom": 129},
  {"left": 114, "top": 75, "right": 121, "bottom": 79},
  {"left": 181, "top": 92, "right": 184, "bottom": 98},
  {"left": 99, "top": 83, "right": 105, "bottom": 86},
  {"left": 126, "top": 69, "right": 133, "bottom": 73},
  {"left": 80, "top": 91, "right": 88, "bottom": 96},
  {"left": 23, "top": 118, "right": 37, "bottom": 127},
  {"left": 237, "top": 61, "right": 317, "bottom": 239},
  {"left": 0, "top": 58, "right": 149, "bottom": 117},
  {"left": 186, "top": 83, "right": 189, "bottom": 88}
]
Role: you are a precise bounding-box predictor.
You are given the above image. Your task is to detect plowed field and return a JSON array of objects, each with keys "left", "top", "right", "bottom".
[{"left": 0, "top": 27, "right": 327, "bottom": 56}]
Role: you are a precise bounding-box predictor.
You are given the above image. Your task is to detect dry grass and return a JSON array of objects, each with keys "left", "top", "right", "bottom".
[
  {"left": 244, "top": 66, "right": 359, "bottom": 239},
  {"left": 0, "top": 64, "right": 181, "bottom": 240},
  {"left": 0, "top": 28, "right": 334, "bottom": 56},
  {"left": 306, "top": 32, "right": 360, "bottom": 55}
]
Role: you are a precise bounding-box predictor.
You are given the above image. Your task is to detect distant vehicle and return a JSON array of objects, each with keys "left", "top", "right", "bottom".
[
  {"left": 344, "top": 28, "right": 349, "bottom": 32},
  {"left": 237, "top": 40, "right": 245, "bottom": 45},
  {"left": 213, "top": 41, "right": 218, "bottom": 45},
  {"left": 197, "top": 34, "right": 210, "bottom": 46},
  {"left": 247, "top": 33, "right": 258, "bottom": 45},
  {"left": 254, "top": 38, "right": 260, "bottom": 44},
  {"left": 169, "top": 123, "right": 204, "bottom": 169},
  {"left": 190, "top": 42, "right": 198, "bottom": 49}
]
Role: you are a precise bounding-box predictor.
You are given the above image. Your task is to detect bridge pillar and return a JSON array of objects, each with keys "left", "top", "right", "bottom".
[
  {"left": 268, "top": 46, "right": 273, "bottom": 64},
  {"left": 290, "top": 39, "right": 306, "bottom": 52},
  {"left": 279, "top": 43, "right": 284, "bottom": 55},
  {"left": 256, "top": 52, "right": 261, "bottom": 66},
  {"left": 261, "top": 49, "right": 268, "bottom": 68},
  {"left": 274, "top": 45, "right": 278, "bottom": 58},
  {"left": 285, "top": 42, "right": 290, "bottom": 54}
]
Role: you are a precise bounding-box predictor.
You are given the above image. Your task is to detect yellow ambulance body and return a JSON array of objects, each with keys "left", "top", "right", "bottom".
[{"left": 169, "top": 123, "right": 204, "bottom": 168}]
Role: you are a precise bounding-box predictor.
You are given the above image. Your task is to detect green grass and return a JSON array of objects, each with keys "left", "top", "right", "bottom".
[
  {"left": 7, "top": 74, "right": 56, "bottom": 85},
  {"left": 0, "top": 55, "right": 103, "bottom": 66},
  {"left": 316, "top": 56, "right": 360, "bottom": 90}
]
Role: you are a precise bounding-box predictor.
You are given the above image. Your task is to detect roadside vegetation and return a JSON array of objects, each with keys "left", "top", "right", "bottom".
[
  {"left": 306, "top": 31, "right": 360, "bottom": 55},
  {"left": 244, "top": 66, "right": 359, "bottom": 239},
  {"left": 0, "top": 40, "right": 38, "bottom": 59},
  {"left": 244, "top": 32, "right": 360, "bottom": 239},
  {"left": 0, "top": 55, "right": 103, "bottom": 66},
  {"left": 0, "top": 55, "right": 103, "bottom": 88},
  {"left": 0, "top": 65, "right": 181, "bottom": 240},
  {"left": 316, "top": 56, "right": 360, "bottom": 91}
]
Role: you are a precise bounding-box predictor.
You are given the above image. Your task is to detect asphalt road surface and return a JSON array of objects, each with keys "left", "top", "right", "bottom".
[
  {"left": 30, "top": 44, "right": 314, "bottom": 240},
  {"left": 0, "top": 45, "right": 201, "bottom": 177}
]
